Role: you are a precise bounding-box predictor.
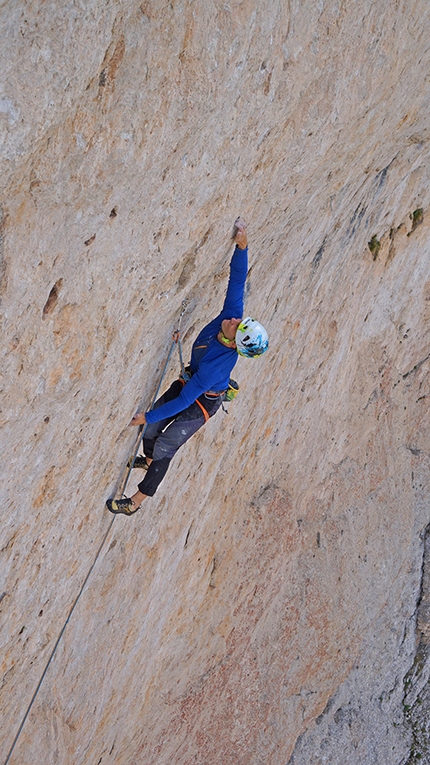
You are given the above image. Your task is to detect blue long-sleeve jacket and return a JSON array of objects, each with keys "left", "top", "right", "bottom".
[{"left": 145, "top": 245, "right": 248, "bottom": 424}]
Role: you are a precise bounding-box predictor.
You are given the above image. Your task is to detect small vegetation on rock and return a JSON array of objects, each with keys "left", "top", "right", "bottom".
[
  {"left": 408, "top": 208, "right": 424, "bottom": 236},
  {"left": 368, "top": 235, "right": 381, "bottom": 260}
]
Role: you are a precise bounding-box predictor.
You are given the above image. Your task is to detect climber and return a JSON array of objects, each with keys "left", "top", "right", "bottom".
[{"left": 106, "top": 217, "right": 268, "bottom": 516}]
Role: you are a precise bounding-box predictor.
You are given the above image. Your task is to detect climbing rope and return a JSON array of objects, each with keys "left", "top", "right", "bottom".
[
  {"left": 3, "top": 300, "right": 189, "bottom": 765},
  {"left": 3, "top": 520, "right": 115, "bottom": 765},
  {"left": 120, "top": 299, "right": 187, "bottom": 496}
]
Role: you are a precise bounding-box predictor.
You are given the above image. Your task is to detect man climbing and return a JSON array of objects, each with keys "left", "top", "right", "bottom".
[{"left": 106, "top": 218, "right": 268, "bottom": 515}]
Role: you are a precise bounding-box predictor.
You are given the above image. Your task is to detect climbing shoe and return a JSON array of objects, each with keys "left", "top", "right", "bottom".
[
  {"left": 127, "top": 455, "right": 149, "bottom": 470},
  {"left": 106, "top": 497, "right": 140, "bottom": 516}
]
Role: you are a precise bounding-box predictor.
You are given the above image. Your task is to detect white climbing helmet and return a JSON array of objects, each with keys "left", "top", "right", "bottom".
[{"left": 235, "top": 317, "right": 269, "bottom": 358}]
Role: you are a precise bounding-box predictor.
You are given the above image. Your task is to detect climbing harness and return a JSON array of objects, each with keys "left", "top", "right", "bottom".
[
  {"left": 178, "top": 376, "right": 211, "bottom": 423},
  {"left": 3, "top": 300, "right": 189, "bottom": 765}
]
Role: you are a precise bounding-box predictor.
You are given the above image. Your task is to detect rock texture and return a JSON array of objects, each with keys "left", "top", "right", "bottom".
[{"left": 1, "top": 1, "right": 429, "bottom": 763}]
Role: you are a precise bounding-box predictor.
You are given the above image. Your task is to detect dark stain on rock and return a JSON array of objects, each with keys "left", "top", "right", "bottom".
[
  {"left": 184, "top": 523, "right": 193, "bottom": 548},
  {"left": 209, "top": 556, "right": 217, "bottom": 588},
  {"left": 386, "top": 227, "right": 397, "bottom": 263},
  {"left": 312, "top": 238, "right": 327, "bottom": 270},
  {"left": 347, "top": 202, "right": 367, "bottom": 239},
  {"left": 85, "top": 234, "right": 96, "bottom": 246},
  {"left": 402, "top": 353, "right": 430, "bottom": 379},
  {"left": 43, "top": 278, "right": 63, "bottom": 316},
  {"left": 375, "top": 164, "right": 389, "bottom": 190}
]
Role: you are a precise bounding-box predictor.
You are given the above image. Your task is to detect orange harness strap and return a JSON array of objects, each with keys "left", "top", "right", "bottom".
[
  {"left": 179, "top": 378, "right": 210, "bottom": 423},
  {"left": 195, "top": 398, "right": 210, "bottom": 423}
]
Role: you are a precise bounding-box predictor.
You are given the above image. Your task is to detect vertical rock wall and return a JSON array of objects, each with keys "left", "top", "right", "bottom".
[{"left": 1, "top": 1, "right": 429, "bottom": 763}]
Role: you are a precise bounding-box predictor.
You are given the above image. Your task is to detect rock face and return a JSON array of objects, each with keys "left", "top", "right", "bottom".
[{"left": 1, "top": 1, "right": 429, "bottom": 763}]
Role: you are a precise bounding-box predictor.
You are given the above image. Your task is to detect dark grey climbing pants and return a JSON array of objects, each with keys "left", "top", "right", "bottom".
[{"left": 138, "top": 380, "right": 223, "bottom": 497}]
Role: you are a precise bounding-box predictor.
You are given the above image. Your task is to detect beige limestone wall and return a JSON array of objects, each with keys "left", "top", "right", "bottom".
[{"left": 1, "top": 1, "right": 429, "bottom": 763}]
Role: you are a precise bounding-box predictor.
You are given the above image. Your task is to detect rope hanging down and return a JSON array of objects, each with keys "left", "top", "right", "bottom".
[{"left": 3, "top": 300, "right": 189, "bottom": 765}]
